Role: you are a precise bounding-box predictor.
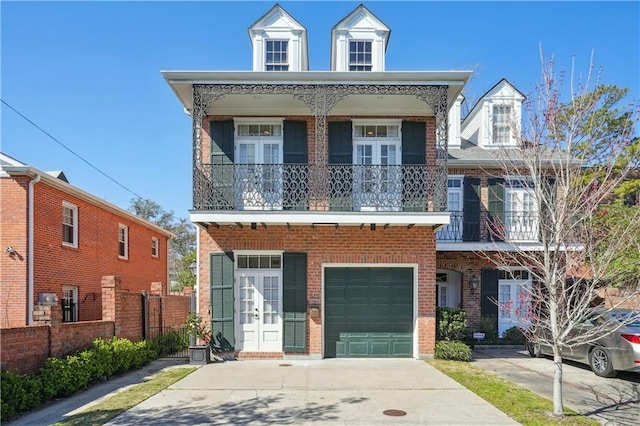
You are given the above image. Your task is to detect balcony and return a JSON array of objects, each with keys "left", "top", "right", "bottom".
[
  {"left": 436, "top": 211, "right": 540, "bottom": 243},
  {"left": 193, "top": 163, "right": 446, "bottom": 214}
]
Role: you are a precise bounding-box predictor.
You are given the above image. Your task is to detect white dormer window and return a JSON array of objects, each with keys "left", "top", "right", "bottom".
[
  {"left": 492, "top": 105, "right": 511, "bottom": 144},
  {"left": 265, "top": 40, "right": 289, "bottom": 71},
  {"left": 248, "top": 5, "right": 308, "bottom": 72},
  {"left": 349, "top": 40, "right": 372, "bottom": 71},
  {"left": 331, "top": 5, "right": 390, "bottom": 72}
]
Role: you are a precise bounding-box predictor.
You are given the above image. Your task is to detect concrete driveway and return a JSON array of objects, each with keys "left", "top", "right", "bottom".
[
  {"left": 473, "top": 347, "right": 640, "bottom": 426},
  {"left": 106, "top": 358, "right": 518, "bottom": 425}
]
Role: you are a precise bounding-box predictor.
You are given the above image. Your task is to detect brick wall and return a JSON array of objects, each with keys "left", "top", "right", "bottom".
[
  {"left": 0, "top": 176, "right": 169, "bottom": 327},
  {"left": 0, "top": 177, "right": 29, "bottom": 328},
  {"left": 198, "top": 224, "right": 437, "bottom": 357},
  {"left": 0, "top": 276, "right": 190, "bottom": 375}
]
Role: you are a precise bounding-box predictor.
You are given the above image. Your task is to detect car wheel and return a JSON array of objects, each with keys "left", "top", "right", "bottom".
[
  {"left": 589, "top": 347, "right": 617, "bottom": 378},
  {"left": 526, "top": 340, "right": 542, "bottom": 358}
]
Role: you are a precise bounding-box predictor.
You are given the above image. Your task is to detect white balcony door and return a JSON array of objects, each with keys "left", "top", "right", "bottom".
[
  {"left": 235, "top": 140, "right": 283, "bottom": 210},
  {"left": 437, "top": 178, "right": 463, "bottom": 241},
  {"left": 505, "top": 188, "right": 537, "bottom": 241},
  {"left": 353, "top": 140, "right": 401, "bottom": 211},
  {"left": 236, "top": 271, "right": 282, "bottom": 352}
]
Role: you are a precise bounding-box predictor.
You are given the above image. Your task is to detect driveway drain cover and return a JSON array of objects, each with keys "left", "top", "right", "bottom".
[
  {"left": 383, "top": 409, "right": 407, "bottom": 417},
  {"left": 278, "top": 363, "right": 292, "bottom": 367}
]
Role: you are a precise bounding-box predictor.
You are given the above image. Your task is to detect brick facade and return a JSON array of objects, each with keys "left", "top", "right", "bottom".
[
  {"left": 198, "top": 224, "right": 438, "bottom": 358},
  {"left": 1, "top": 171, "right": 170, "bottom": 328}
]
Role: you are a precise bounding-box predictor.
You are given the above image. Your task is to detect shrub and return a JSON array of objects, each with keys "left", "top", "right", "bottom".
[
  {"left": 1, "top": 336, "right": 158, "bottom": 421},
  {"left": 437, "top": 308, "right": 467, "bottom": 341},
  {"left": 434, "top": 340, "right": 472, "bottom": 361},
  {"left": 154, "top": 329, "right": 188, "bottom": 357},
  {"left": 501, "top": 326, "right": 526, "bottom": 345}
]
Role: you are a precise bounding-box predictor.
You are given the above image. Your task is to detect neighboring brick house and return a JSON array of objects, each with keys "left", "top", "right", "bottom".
[
  {"left": 0, "top": 153, "right": 173, "bottom": 328},
  {"left": 162, "top": 4, "right": 536, "bottom": 359}
]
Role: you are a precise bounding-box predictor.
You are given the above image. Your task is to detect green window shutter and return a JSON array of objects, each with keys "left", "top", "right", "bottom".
[
  {"left": 328, "top": 121, "right": 353, "bottom": 211},
  {"left": 463, "top": 177, "right": 481, "bottom": 241},
  {"left": 210, "top": 120, "right": 234, "bottom": 164},
  {"left": 481, "top": 269, "right": 499, "bottom": 332},
  {"left": 283, "top": 121, "right": 308, "bottom": 211},
  {"left": 539, "top": 177, "right": 556, "bottom": 242},
  {"left": 210, "top": 120, "right": 235, "bottom": 210},
  {"left": 283, "top": 120, "right": 307, "bottom": 163},
  {"left": 401, "top": 121, "right": 426, "bottom": 165},
  {"left": 488, "top": 178, "right": 505, "bottom": 242},
  {"left": 283, "top": 253, "right": 307, "bottom": 352},
  {"left": 210, "top": 252, "right": 234, "bottom": 352},
  {"left": 402, "top": 121, "right": 427, "bottom": 211}
]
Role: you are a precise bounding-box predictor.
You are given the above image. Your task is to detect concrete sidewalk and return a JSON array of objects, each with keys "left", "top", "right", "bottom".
[{"left": 105, "top": 358, "right": 518, "bottom": 425}]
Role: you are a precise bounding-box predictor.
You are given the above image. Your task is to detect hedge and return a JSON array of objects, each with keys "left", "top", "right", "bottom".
[{"left": 1, "top": 337, "right": 158, "bottom": 421}]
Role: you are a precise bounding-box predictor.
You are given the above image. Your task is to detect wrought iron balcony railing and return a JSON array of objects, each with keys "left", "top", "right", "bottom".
[
  {"left": 436, "top": 211, "right": 540, "bottom": 243},
  {"left": 194, "top": 163, "right": 447, "bottom": 212}
]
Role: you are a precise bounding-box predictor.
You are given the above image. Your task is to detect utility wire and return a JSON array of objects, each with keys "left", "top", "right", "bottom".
[{"left": 1, "top": 99, "right": 144, "bottom": 199}]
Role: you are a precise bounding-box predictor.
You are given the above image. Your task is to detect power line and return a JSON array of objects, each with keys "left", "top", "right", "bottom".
[{"left": 1, "top": 99, "right": 144, "bottom": 200}]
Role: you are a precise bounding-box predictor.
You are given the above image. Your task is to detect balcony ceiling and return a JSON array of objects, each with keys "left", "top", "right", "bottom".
[{"left": 162, "top": 70, "right": 471, "bottom": 117}]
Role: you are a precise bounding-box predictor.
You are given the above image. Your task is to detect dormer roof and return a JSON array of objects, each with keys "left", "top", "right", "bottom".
[
  {"left": 248, "top": 3, "right": 308, "bottom": 71},
  {"left": 331, "top": 4, "right": 390, "bottom": 71},
  {"left": 462, "top": 78, "right": 525, "bottom": 126}
]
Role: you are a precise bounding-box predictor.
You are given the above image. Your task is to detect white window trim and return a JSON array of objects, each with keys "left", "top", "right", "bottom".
[
  {"left": 118, "top": 224, "right": 128, "bottom": 259},
  {"left": 62, "top": 285, "right": 78, "bottom": 322},
  {"left": 151, "top": 237, "right": 159, "bottom": 258},
  {"left": 233, "top": 250, "right": 284, "bottom": 270},
  {"left": 62, "top": 201, "right": 78, "bottom": 248},
  {"left": 347, "top": 39, "right": 373, "bottom": 71},
  {"left": 264, "top": 39, "right": 289, "bottom": 71},
  {"left": 488, "top": 100, "right": 518, "bottom": 147}
]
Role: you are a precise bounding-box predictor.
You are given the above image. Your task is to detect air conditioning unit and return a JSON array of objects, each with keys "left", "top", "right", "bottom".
[{"left": 38, "top": 293, "right": 58, "bottom": 306}]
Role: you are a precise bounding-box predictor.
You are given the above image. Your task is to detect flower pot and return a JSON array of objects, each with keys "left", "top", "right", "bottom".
[{"left": 189, "top": 345, "right": 211, "bottom": 365}]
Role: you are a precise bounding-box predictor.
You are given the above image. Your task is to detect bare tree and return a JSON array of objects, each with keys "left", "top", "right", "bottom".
[{"left": 480, "top": 51, "right": 640, "bottom": 417}]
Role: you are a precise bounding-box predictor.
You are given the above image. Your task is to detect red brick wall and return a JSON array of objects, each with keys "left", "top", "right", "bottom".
[
  {"left": 198, "top": 225, "right": 438, "bottom": 357},
  {"left": 50, "top": 321, "right": 114, "bottom": 358},
  {"left": 0, "top": 321, "right": 113, "bottom": 375},
  {"left": 119, "top": 292, "right": 143, "bottom": 342},
  {"left": 1, "top": 177, "right": 30, "bottom": 327},
  {"left": 0, "top": 325, "right": 50, "bottom": 374},
  {"left": 0, "top": 176, "right": 169, "bottom": 327}
]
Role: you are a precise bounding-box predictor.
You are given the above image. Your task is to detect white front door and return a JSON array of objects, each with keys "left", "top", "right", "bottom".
[
  {"left": 236, "top": 270, "right": 282, "bottom": 352},
  {"left": 353, "top": 140, "right": 401, "bottom": 211},
  {"left": 497, "top": 280, "right": 531, "bottom": 336}
]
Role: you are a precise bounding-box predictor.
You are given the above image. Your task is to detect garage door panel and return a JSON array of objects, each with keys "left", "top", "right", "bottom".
[{"left": 325, "top": 267, "right": 413, "bottom": 358}]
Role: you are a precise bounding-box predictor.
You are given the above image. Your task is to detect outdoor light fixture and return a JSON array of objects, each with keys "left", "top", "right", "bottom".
[
  {"left": 470, "top": 275, "right": 480, "bottom": 291},
  {"left": 189, "top": 261, "right": 197, "bottom": 277},
  {"left": 5, "top": 246, "right": 15, "bottom": 255}
]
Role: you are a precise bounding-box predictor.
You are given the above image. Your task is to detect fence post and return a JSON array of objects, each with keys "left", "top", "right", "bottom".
[
  {"left": 101, "top": 275, "right": 121, "bottom": 337},
  {"left": 141, "top": 290, "right": 148, "bottom": 340}
]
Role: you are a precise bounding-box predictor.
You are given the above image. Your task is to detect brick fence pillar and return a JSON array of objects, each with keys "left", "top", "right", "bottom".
[
  {"left": 150, "top": 281, "right": 164, "bottom": 295},
  {"left": 102, "top": 275, "right": 122, "bottom": 336},
  {"left": 33, "top": 304, "right": 62, "bottom": 325}
]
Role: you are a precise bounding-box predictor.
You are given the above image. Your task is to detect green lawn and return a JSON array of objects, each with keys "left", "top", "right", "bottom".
[
  {"left": 54, "top": 367, "right": 196, "bottom": 426},
  {"left": 427, "top": 360, "right": 599, "bottom": 426}
]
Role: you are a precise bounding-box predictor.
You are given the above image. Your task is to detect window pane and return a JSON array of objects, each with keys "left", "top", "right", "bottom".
[
  {"left": 248, "top": 255, "right": 259, "bottom": 268},
  {"left": 270, "top": 256, "right": 281, "bottom": 269}
]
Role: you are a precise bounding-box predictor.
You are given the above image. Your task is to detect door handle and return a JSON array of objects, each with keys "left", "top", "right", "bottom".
[{"left": 254, "top": 308, "right": 259, "bottom": 319}]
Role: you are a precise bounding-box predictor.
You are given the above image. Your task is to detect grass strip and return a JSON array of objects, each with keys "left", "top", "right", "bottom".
[
  {"left": 55, "top": 367, "right": 196, "bottom": 426},
  {"left": 427, "top": 360, "right": 599, "bottom": 426}
]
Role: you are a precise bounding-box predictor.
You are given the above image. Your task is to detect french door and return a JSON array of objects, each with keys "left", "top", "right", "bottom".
[
  {"left": 236, "top": 270, "right": 282, "bottom": 352},
  {"left": 235, "top": 139, "right": 283, "bottom": 210},
  {"left": 505, "top": 188, "right": 538, "bottom": 241},
  {"left": 498, "top": 280, "right": 531, "bottom": 336},
  {"left": 353, "top": 140, "right": 401, "bottom": 211}
]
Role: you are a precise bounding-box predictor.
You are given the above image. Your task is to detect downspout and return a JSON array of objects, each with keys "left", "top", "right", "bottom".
[{"left": 28, "top": 174, "right": 41, "bottom": 325}]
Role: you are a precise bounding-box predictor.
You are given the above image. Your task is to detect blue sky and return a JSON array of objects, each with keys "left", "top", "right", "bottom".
[{"left": 2, "top": 1, "right": 639, "bottom": 218}]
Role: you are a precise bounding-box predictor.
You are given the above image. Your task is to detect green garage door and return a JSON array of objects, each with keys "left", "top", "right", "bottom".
[{"left": 325, "top": 267, "right": 413, "bottom": 358}]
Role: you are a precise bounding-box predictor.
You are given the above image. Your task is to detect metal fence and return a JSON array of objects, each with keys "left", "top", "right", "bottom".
[{"left": 148, "top": 326, "right": 190, "bottom": 358}]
